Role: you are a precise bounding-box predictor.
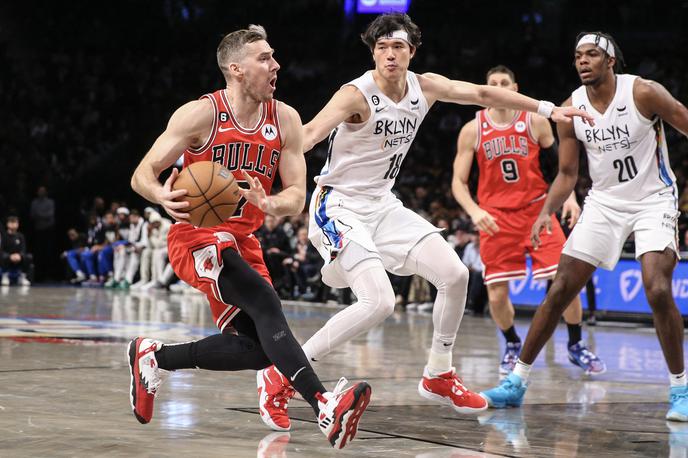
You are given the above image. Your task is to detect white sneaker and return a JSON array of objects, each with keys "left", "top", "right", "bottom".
[
  {"left": 169, "top": 281, "right": 188, "bottom": 294},
  {"left": 139, "top": 281, "right": 158, "bottom": 291},
  {"left": 406, "top": 302, "right": 419, "bottom": 311},
  {"left": 1, "top": 275, "right": 9, "bottom": 286},
  {"left": 71, "top": 271, "right": 87, "bottom": 284},
  {"left": 417, "top": 302, "right": 434, "bottom": 312},
  {"left": 18, "top": 275, "right": 30, "bottom": 287},
  {"left": 316, "top": 377, "right": 372, "bottom": 449},
  {"left": 130, "top": 280, "right": 148, "bottom": 291}
]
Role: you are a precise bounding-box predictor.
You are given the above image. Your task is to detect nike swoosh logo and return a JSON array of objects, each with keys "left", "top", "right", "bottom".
[
  {"left": 219, "top": 126, "right": 235, "bottom": 132},
  {"left": 290, "top": 366, "right": 306, "bottom": 382},
  {"left": 375, "top": 106, "right": 387, "bottom": 113},
  {"left": 616, "top": 106, "right": 627, "bottom": 112},
  {"left": 410, "top": 98, "right": 419, "bottom": 105},
  {"left": 483, "top": 129, "right": 494, "bottom": 135},
  {"left": 443, "top": 342, "right": 452, "bottom": 347}
]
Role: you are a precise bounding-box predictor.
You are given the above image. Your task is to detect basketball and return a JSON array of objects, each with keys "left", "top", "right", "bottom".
[{"left": 172, "top": 161, "right": 241, "bottom": 227}]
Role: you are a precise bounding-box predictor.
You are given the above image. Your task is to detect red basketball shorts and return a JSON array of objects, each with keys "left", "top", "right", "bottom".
[
  {"left": 479, "top": 198, "right": 566, "bottom": 285},
  {"left": 167, "top": 223, "right": 271, "bottom": 332}
]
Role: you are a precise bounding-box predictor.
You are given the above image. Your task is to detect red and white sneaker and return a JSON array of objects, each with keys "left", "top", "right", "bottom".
[
  {"left": 418, "top": 366, "right": 487, "bottom": 413},
  {"left": 256, "top": 432, "right": 291, "bottom": 458},
  {"left": 257, "top": 365, "right": 295, "bottom": 431},
  {"left": 316, "top": 378, "right": 372, "bottom": 449},
  {"left": 127, "top": 337, "right": 165, "bottom": 424}
]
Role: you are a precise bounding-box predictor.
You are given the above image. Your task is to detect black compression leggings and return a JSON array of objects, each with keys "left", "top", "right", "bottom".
[{"left": 155, "top": 247, "right": 325, "bottom": 406}]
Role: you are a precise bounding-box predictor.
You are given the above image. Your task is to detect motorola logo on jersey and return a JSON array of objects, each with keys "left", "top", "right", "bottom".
[
  {"left": 262, "top": 124, "right": 277, "bottom": 141},
  {"left": 584, "top": 124, "right": 636, "bottom": 152}
]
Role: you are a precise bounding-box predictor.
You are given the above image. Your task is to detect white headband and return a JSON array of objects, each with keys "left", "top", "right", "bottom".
[
  {"left": 576, "top": 34, "right": 615, "bottom": 58},
  {"left": 377, "top": 29, "right": 409, "bottom": 44}
]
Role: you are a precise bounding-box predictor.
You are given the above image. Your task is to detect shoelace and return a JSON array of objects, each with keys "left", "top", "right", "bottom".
[
  {"left": 269, "top": 386, "right": 296, "bottom": 409},
  {"left": 673, "top": 391, "right": 688, "bottom": 403},
  {"left": 331, "top": 377, "right": 349, "bottom": 397}
]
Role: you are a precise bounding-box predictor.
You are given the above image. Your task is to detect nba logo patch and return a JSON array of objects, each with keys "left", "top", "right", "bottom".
[
  {"left": 515, "top": 121, "right": 526, "bottom": 133},
  {"left": 262, "top": 124, "right": 277, "bottom": 141}
]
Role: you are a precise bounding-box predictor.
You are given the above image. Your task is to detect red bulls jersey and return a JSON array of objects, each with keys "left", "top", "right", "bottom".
[
  {"left": 184, "top": 89, "right": 282, "bottom": 235},
  {"left": 475, "top": 109, "right": 547, "bottom": 209}
]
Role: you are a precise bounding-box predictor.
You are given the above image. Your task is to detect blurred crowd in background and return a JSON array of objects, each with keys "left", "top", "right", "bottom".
[{"left": 0, "top": 1, "right": 686, "bottom": 309}]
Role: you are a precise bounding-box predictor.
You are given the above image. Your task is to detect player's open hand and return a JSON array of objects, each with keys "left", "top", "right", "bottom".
[
  {"left": 551, "top": 106, "right": 595, "bottom": 126},
  {"left": 470, "top": 207, "right": 499, "bottom": 236},
  {"left": 159, "top": 167, "right": 190, "bottom": 223},
  {"left": 531, "top": 212, "right": 552, "bottom": 250},
  {"left": 561, "top": 194, "right": 581, "bottom": 229},
  {"left": 239, "top": 170, "right": 271, "bottom": 213}
]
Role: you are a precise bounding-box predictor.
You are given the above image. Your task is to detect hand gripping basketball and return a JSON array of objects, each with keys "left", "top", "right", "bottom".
[{"left": 172, "top": 161, "right": 242, "bottom": 227}]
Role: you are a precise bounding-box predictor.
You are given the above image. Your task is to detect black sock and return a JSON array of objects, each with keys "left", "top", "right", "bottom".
[
  {"left": 501, "top": 325, "right": 521, "bottom": 344},
  {"left": 289, "top": 366, "right": 325, "bottom": 413},
  {"left": 567, "top": 323, "right": 582, "bottom": 347}
]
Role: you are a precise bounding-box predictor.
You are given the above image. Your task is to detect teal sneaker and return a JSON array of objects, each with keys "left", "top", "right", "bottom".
[
  {"left": 480, "top": 372, "right": 527, "bottom": 409},
  {"left": 667, "top": 386, "right": 688, "bottom": 422}
]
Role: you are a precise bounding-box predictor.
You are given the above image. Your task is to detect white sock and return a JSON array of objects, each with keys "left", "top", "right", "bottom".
[
  {"left": 670, "top": 371, "right": 687, "bottom": 387},
  {"left": 426, "top": 350, "right": 452, "bottom": 375},
  {"left": 513, "top": 359, "right": 532, "bottom": 382}
]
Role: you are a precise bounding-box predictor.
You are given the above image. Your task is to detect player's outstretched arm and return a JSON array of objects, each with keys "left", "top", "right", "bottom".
[
  {"left": 531, "top": 98, "right": 581, "bottom": 248},
  {"left": 131, "top": 99, "right": 214, "bottom": 222},
  {"left": 246, "top": 102, "right": 307, "bottom": 217},
  {"left": 452, "top": 120, "right": 499, "bottom": 235},
  {"left": 634, "top": 78, "right": 688, "bottom": 137},
  {"left": 531, "top": 114, "right": 580, "bottom": 228},
  {"left": 419, "top": 73, "right": 595, "bottom": 125},
  {"left": 303, "top": 85, "right": 369, "bottom": 152}
]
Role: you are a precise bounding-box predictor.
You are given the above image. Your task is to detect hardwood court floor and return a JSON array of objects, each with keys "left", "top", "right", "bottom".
[{"left": 0, "top": 286, "right": 685, "bottom": 457}]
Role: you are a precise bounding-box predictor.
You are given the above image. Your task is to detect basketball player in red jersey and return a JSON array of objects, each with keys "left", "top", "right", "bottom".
[
  {"left": 127, "top": 25, "right": 370, "bottom": 449},
  {"left": 452, "top": 66, "right": 605, "bottom": 377}
]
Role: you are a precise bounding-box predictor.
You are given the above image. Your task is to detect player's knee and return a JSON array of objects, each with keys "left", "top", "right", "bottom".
[
  {"left": 439, "top": 259, "right": 469, "bottom": 292},
  {"left": 365, "top": 282, "right": 396, "bottom": 323},
  {"left": 644, "top": 281, "right": 673, "bottom": 310}
]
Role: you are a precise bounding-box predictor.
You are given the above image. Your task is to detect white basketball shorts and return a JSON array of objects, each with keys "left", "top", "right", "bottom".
[
  {"left": 562, "top": 191, "right": 680, "bottom": 270},
  {"left": 308, "top": 186, "right": 442, "bottom": 287}
]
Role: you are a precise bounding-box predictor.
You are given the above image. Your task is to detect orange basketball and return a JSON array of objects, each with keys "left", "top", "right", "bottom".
[{"left": 172, "top": 161, "right": 241, "bottom": 228}]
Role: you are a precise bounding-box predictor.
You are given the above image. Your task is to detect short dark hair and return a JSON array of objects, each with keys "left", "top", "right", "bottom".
[
  {"left": 6, "top": 216, "right": 18, "bottom": 223},
  {"left": 130, "top": 209, "right": 140, "bottom": 217},
  {"left": 575, "top": 31, "right": 625, "bottom": 73},
  {"left": 486, "top": 65, "right": 516, "bottom": 83},
  {"left": 361, "top": 13, "right": 422, "bottom": 50},
  {"left": 217, "top": 25, "right": 268, "bottom": 81}
]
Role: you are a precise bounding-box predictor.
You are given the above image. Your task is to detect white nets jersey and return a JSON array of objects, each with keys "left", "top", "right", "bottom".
[
  {"left": 314, "top": 70, "right": 429, "bottom": 197},
  {"left": 571, "top": 74, "right": 677, "bottom": 204}
]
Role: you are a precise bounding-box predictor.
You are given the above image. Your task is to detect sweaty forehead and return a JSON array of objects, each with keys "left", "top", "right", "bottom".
[{"left": 244, "top": 40, "right": 272, "bottom": 55}]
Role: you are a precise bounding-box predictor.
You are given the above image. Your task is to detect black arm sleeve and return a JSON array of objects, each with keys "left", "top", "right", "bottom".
[{"left": 538, "top": 142, "right": 559, "bottom": 184}]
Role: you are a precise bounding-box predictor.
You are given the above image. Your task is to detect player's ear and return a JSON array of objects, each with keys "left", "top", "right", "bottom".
[
  {"left": 607, "top": 55, "right": 616, "bottom": 71},
  {"left": 228, "top": 62, "right": 243, "bottom": 79},
  {"left": 513, "top": 83, "right": 519, "bottom": 92},
  {"left": 409, "top": 45, "right": 416, "bottom": 59}
]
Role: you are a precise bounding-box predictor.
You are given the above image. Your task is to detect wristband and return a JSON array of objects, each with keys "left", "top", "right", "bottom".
[{"left": 537, "top": 100, "right": 555, "bottom": 118}]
